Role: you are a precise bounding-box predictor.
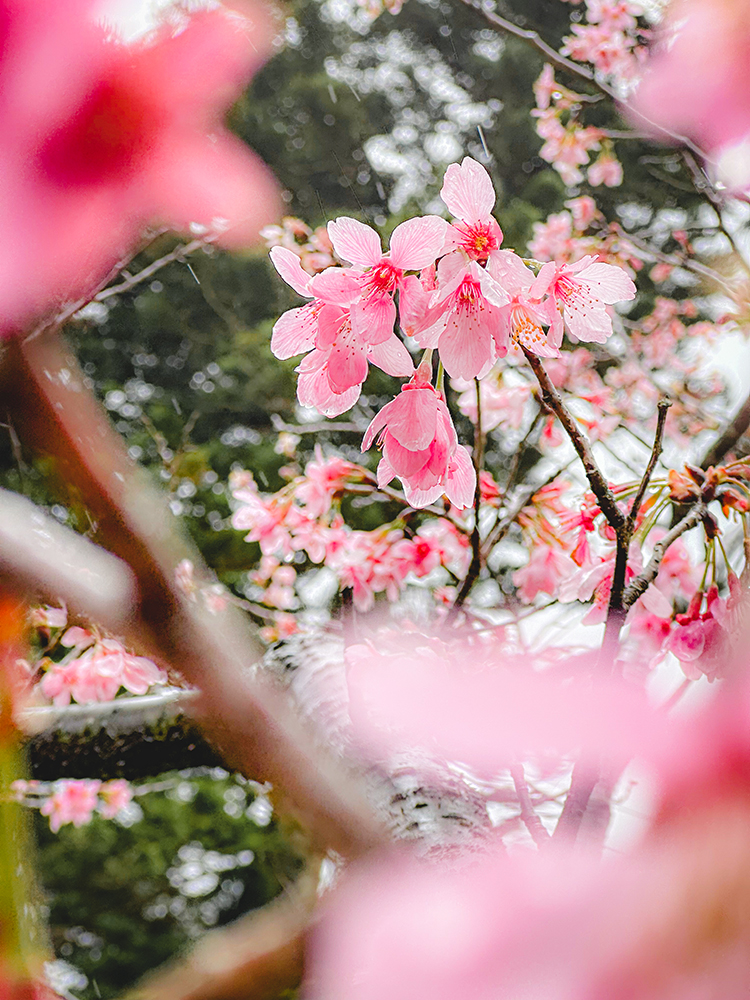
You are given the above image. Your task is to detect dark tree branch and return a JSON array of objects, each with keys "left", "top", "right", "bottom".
[
  {"left": 622, "top": 501, "right": 708, "bottom": 608},
  {"left": 453, "top": 379, "right": 484, "bottom": 610},
  {"left": 524, "top": 350, "right": 625, "bottom": 531},
  {"left": 627, "top": 398, "right": 671, "bottom": 530}
]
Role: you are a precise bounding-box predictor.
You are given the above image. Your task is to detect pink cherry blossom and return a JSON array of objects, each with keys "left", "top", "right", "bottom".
[
  {"left": 530, "top": 254, "right": 636, "bottom": 345},
  {"left": 0, "top": 1, "right": 279, "bottom": 333},
  {"left": 98, "top": 779, "right": 133, "bottom": 820},
  {"left": 513, "top": 544, "right": 574, "bottom": 602},
  {"left": 587, "top": 150, "right": 624, "bottom": 187},
  {"left": 631, "top": 0, "right": 750, "bottom": 168},
  {"left": 39, "top": 638, "right": 165, "bottom": 705},
  {"left": 362, "top": 360, "right": 476, "bottom": 509},
  {"left": 327, "top": 214, "right": 450, "bottom": 343},
  {"left": 439, "top": 157, "right": 504, "bottom": 262},
  {"left": 41, "top": 779, "right": 101, "bottom": 833},
  {"left": 487, "top": 250, "right": 560, "bottom": 356},
  {"left": 270, "top": 248, "right": 415, "bottom": 416},
  {"left": 414, "top": 254, "right": 509, "bottom": 379}
]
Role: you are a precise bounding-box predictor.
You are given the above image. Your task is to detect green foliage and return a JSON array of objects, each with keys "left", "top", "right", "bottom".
[{"left": 35, "top": 770, "right": 304, "bottom": 999}]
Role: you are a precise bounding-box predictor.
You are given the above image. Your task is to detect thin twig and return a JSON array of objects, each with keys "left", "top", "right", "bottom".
[
  {"left": 453, "top": 379, "right": 484, "bottom": 609},
  {"left": 95, "top": 236, "right": 218, "bottom": 301},
  {"left": 627, "top": 397, "right": 671, "bottom": 530},
  {"left": 623, "top": 501, "right": 708, "bottom": 608},
  {"left": 524, "top": 349, "right": 625, "bottom": 530},
  {"left": 510, "top": 762, "right": 550, "bottom": 848},
  {"left": 455, "top": 0, "right": 718, "bottom": 174}
]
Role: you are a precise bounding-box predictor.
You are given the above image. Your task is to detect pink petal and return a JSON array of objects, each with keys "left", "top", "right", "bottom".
[
  {"left": 577, "top": 261, "right": 637, "bottom": 304},
  {"left": 270, "top": 246, "right": 312, "bottom": 297},
  {"left": 438, "top": 309, "right": 494, "bottom": 380},
  {"left": 326, "top": 329, "right": 369, "bottom": 394},
  {"left": 564, "top": 302, "right": 613, "bottom": 344},
  {"left": 327, "top": 217, "right": 382, "bottom": 268},
  {"left": 389, "top": 215, "right": 451, "bottom": 271},
  {"left": 376, "top": 456, "right": 397, "bottom": 489},
  {"left": 444, "top": 445, "right": 476, "bottom": 510},
  {"left": 440, "top": 156, "right": 496, "bottom": 224},
  {"left": 402, "top": 480, "right": 445, "bottom": 508},
  {"left": 310, "top": 266, "right": 362, "bottom": 305},
  {"left": 368, "top": 335, "right": 416, "bottom": 377},
  {"left": 385, "top": 387, "right": 440, "bottom": 451},
  {"left": 529, "top": 260, "right": 557, "bottom": 300},
  {"left": 398, "top": 273, "right": 431, "bottom": 336},
  {"left": 487, "top": 250, "right": 537, "bottom": 294},
  {"left": 271, "top": 305, "right": 317, "bottom": 359},
  {"left": 298, "top": 364, "right": 361, "bottom": 416},
  {"left": 383, "top": 434, "right": 432, "bottom": 479},
  {"left": 351, "top": 295, "right": 396, "bottom": 345}
]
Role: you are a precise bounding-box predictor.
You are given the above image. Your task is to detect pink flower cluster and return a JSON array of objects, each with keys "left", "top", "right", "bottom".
[
  {"left": 39, "top": 627, "right": 166, "bottom": 706},
  {"left": 532, "top": 65, "right": 623, "bottom": 187},
  {"left": 269, "top": 157, "right": 635, "bottom": 506},
  {"left": 230, "top": 456, "right": 471, "bottom": 613},
  {"left": 261, "top": 215, "right": 337, "bottom": 275},
  {"left": 14, "top": 778, "right": 133, "bottom": 832},
  {"left": 561, "top": 0, "right": 646, "bottom": 87}
]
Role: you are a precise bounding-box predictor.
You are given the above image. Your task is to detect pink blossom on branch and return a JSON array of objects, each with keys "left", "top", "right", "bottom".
[
  {"left": 0, "top": 0, "right": 280, "bottom": 333},
  {"left": 362, "top": 360, "right": 476, "bottom": 509},
  {"left": 439, "top": 156, "right": 504, "bottom": 262}
]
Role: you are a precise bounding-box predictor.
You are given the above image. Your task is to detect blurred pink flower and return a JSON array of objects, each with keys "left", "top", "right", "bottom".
[
  {"left": 98, "top": 779, "right": 132, "bottom": 820},
  {"left": 41, "top": 779, "right": 101, "bottom": 832},
  {"left": 0, "top": 0, "right": 280, "bottom": 333},
  {"left": 631, "top": 0, "right": 750, "bottom": 166}
]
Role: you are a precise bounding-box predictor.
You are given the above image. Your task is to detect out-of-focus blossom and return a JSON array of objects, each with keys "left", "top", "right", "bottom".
[
  {"left": 631, "top": 0, "right": 750, "bottom": 188},
  {"left": 41, "top": 779, "right": 101, "bottom": 832},
  {"left": 0, "top": 0, "right": 280, "bottom": 333},
  {"left": 39, "top": 638, "right": 165, "bottom": 705},
  {"left": 98, "top": 779, "right": 132, "bottom": 819},
  {"left": 587, "top": 149, "right": 624, "bottom": 187}
]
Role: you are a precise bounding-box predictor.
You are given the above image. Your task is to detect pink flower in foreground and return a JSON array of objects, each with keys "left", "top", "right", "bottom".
[
  {"left": 41, "top": 779, "right": 101, "bottom": 832},
  {"left": 530, "top": 254, "right": 636, "bottom": 346},
  {"left": 0, "top": 1, "right": 280, "bottom": 333},
  {"left": 631, "top": 0, "right": 750, "bottom": 171},
  {"left": 439, "top": 157, "right": 504, "bottom": 262},
  {"left": 362, "top": 360, "right": 475, "bottom": 509}
]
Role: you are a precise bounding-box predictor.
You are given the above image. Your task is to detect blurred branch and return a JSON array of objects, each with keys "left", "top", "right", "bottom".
[
  {"left": 510, "top": 762, "right": 549, "bottom": 848},
  {"left": 700, "top": 391, "right": 750, "bottom": 469},
  {"left": 0, "top": 331, "right": 384, "bottom": 861},
  {"left": 125, "top": 861, "right": 321, "bottom": 1000}
]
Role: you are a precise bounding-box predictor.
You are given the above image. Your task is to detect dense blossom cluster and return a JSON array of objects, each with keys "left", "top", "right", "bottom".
[
  {"left": 28, "top": 607, "right": 166, "bottom": 706},
  {"left": 268, "top": 155, "right": 635, "bottom": 507},
  {"left": 12, "top": 778, "right": 132, "bottom": 832},
  {"left": 230, "top": 453, "right": 470, "bottom": 616}
]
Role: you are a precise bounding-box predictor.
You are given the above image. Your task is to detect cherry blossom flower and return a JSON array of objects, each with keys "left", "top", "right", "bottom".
[
  {"left": 326, "top": 214, "right": 450, "bottom": 343},
  {"left": 362, "top": 360, "right": 475, "bottom": 509},
  {"left": 414, "top": 254, "right": 509, "bottom": 379},
  {"left": 631, "top": 0, "right": 750, "bottom": 181},
  {"left": 587, "top": 149, "right": 624, "bottom": 187},
  {"left": 98, "top": 779, "right": 133, "bottom": 820},
  {"left": 530, "top": 254, "right": 636, "bottom": 345},
  {"left": 270, "top": 247, "right": 415, "bottom": 416},
  {"left": 0, "top": 0, "right": 280, "bottom": 333},
  {"left": 513, "top": 545, "right": 574, "bottom": 602},
  {"left": 39, "top": 638, "right": 165, "bottom": 705},
  {"left": 41, "top": 779, "right": 101, "bottom": 833},
  {"left": 487, "top": 250, "right": 560, "bottom": 356},
  {"left": 439, "top": 157, "right": 504, "bottom": 262}
]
